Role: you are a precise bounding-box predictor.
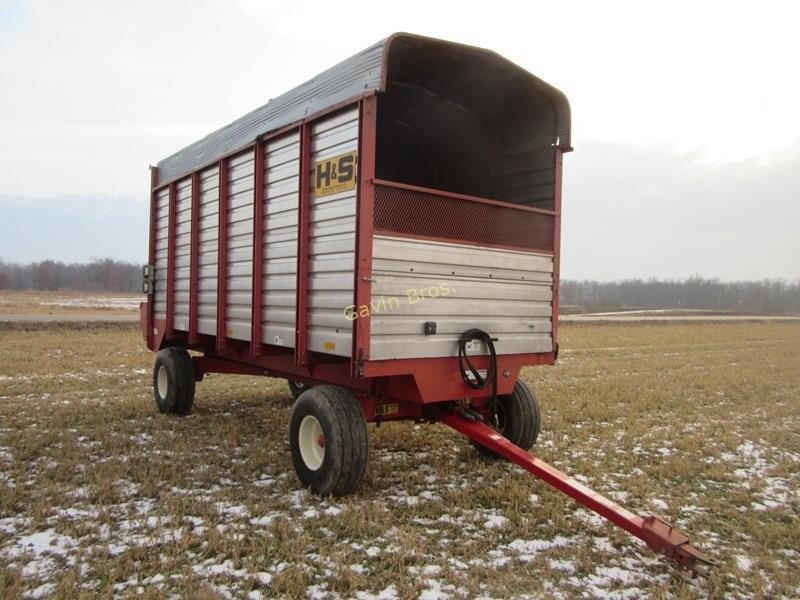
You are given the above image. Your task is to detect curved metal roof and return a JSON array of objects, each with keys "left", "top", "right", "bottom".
[{"left": 155, "top": 33, "right": 571, "bottom": 186}]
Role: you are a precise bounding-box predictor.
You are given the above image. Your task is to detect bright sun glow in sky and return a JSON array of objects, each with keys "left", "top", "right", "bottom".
[{"left": 0, "top": 0, "right": 798, "bottom": 280}]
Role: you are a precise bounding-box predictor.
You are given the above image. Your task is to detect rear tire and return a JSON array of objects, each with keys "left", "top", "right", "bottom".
[
  {"left": 153, "top": 347, "right": 195, "bottom": 415},
  {"left": 473, "top": 379, "right": 540, "bottom": 457},
  {"left": 289, "top": 385, "right": 368, "bottom": 496},
  {"left": 288, "top": 380, "right": 312, "bottom": 401}
]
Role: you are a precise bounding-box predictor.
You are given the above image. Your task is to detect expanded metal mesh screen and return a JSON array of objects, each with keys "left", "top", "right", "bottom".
[{"left": 373, "top": 183, "right": 555, "bottom": 252}]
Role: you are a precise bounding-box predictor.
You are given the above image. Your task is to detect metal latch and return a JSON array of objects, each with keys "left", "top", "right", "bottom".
[{"left": 142, "top": 264, "right": 155, "bottom": 295}]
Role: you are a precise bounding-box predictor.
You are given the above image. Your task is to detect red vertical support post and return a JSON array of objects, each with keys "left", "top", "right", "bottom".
[
  {"left": 251, "top": 142, "right": 265, "bottom": 355},
  {"left": 147, "top": 166, "right": 159, "bottom": 350},
  {"left": 295, "top": 124, "right": 312, "bottom": 367},
  {"left": 551, "top": 147, "right": 564, "bottom": 351},
  {"left": 216, "top": 159, "right": 229, "bottom": 352},
  {"left": 352, "top": 96, "right": 377, "bottom": 376},
  {"left": 188, "top": 172, "right": 201, "bottom": 346},
  {"left": 165, "top": 181, "right": 178, "bottom": 340}
]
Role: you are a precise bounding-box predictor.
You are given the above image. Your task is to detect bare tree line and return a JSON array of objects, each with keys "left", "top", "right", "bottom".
[
  {"left": 561, "top": 277, "right": 800, "bottom": 314},
  {"left": 0, "top": 258, "right": 140, "bottom": 292},
  {"left": 1, "top": 259, "right": 798, "bottom": 314}
]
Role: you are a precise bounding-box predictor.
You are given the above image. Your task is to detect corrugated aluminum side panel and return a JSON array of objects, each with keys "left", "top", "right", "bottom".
[
  {"left": 307, "top": 108, "right": 359, "bottom": 357},
  {"left": 153, "top": 187, "right": 170, "bottom": 321},
  {"left": 262, "top": 132, "right": 300, "bottom": 348},
  {"left": 225, "top": 150, "right": 255, "bottom": 341},
  {"left": 369, "top": 235, "right": 554, "bottom": 360},
  {"left": 156, "top": 40, "right": 384, "bottom": 184},
  {"left": 197, "top": 165, "right": 219, "bottom": 336},
  {"left": 173, "top": 176, "right": 192, "bottom": 331}
]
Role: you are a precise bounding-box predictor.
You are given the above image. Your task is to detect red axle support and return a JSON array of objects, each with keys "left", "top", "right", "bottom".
[{"left": 437, "top": 410, "right": 716, "bottom": 569}]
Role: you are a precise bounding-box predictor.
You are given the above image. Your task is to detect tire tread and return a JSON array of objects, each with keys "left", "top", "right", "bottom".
[
  {"left": 472, "top": 379, "right": 540, "bottom": 457},
  {"left": 153, "top": 347, "right": 195, "bottom": 415},
  {"left": 289, "top": 385, "right": 368, "bottom": 496}
]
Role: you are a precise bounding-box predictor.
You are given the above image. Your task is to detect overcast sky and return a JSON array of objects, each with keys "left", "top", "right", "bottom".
[{"left": 1, "top": 0, "right": 798, "bottom": 280}]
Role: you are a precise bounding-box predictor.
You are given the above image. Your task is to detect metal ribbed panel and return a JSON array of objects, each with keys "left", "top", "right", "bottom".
[
  {"left": 262, "top": 132, "right": 300, "bottom": 348},
  {"left": 369, "top": 235, "right": 554, "bottom": 360},
  {"left": 307, "top": 108, "right": 359, "bottom": 357},
  {"left": 173, "top": 177, "right": 192, "bottom": 331},
  {"left": 156, "top": 40, "right": 384, "bottom": 185},
  {"left": 373, "top": 182, "right": 554, "bottom": 252},
  {"left": 153, "top": 187, "right": 170, "bottom": 321},
  {"left": 225, "top": 150, "right": 255, "bottom": 341},
  {"left": 197, "top": 165, "right": 219, "bottom": 335}
]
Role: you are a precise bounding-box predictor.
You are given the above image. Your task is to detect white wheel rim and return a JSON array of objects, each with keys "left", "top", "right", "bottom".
[
  {"left": 298, "top": 415, "right": 325, "bottom": 471},
  {"left": 157, "top": 365, "right": 168, "bottom": 399}
]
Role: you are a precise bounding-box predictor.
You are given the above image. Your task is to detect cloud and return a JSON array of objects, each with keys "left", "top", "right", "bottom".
[
  {"left": 1, "top": 0, "right": 798, "bottom": 278},
  {"left": 562, "top": 139, "right": 800, "bottom": 280}
]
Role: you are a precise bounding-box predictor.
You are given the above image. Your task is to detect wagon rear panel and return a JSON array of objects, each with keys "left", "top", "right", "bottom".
[{"left": 369, "top": 235, "right": 554, "bottom": 360}]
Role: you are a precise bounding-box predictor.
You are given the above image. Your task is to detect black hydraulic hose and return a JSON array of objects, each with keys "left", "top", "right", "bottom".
[{"left": 457, "top": 329, "right": 499, "bottom": 410}]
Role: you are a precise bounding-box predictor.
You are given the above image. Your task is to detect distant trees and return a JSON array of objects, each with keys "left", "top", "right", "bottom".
[
  {"left": 560, "top": 277, "right": 800, "bottom": 314},
  {"left": 0, "top": 258, "right": 140, "bottom": 292},
  {"left": 0, "top": 257, "right": 798, "bottom": 314}
]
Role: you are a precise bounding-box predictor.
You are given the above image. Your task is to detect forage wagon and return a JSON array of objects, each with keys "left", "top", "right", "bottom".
[{"left": 141, "top": 33, "right": 712, "bottom": 567}]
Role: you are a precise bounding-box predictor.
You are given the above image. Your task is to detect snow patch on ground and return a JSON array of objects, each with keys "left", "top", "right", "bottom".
[
  {"left": 355, "top": 583, "right": 399, "bottom": 599},
  {"left": 41, "top": 297, "right": 141, "bottom": 310},
  {"left": 2, "top": 528, "right": 78, "bottom": 579},
  {"left": 719, "top": 439, "right": 799, "bottom": 511}
]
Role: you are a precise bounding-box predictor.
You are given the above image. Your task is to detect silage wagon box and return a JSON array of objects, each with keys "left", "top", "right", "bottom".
[{"left": 142, "top": 33, "right": 711, "bottom": 567}]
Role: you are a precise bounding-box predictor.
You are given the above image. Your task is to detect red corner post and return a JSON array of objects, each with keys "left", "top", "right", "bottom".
[
  {"left": 438, "top": 410, "right": 715, "bottom": 569},
  {"left": 146, "top": 166, "right": 159, "bottom": 350},
  {"left": 352, "top": 95, "right": 377, "bottom": 376},
  {"left": 551, "top": 147, "right": 564, "bottom": 352}
]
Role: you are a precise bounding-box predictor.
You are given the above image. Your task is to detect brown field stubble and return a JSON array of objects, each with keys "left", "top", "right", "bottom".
[{"left": 0, "top": 321, "right": 798, "bottom": 598}]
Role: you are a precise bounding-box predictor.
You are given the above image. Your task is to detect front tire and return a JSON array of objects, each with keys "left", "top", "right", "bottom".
[
  {"left": 153, "top": 347, "right": 195, "bottom": 415},
  {"left": 473, "top": 379, "right": 540, "bottom": 457},
  {"left": 289, "top": 385, "right": 368, "bottom": 496}
]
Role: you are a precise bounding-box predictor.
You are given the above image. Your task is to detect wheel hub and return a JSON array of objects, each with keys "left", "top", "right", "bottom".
[
  {"left": 298, "top": 415, "right": 325, "bottom": 471},
  {"left": 157, "top": 365, "right": 168, "bottom": 399}
]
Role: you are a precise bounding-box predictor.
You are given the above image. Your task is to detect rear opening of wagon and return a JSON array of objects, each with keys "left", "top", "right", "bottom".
[{"left": 368, "top": 36, "right": 565, "bottom": 364}]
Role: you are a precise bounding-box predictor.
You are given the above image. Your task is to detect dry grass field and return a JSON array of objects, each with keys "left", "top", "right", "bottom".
[
  {"left": 0, "top": 320, "right": 798, "bottom": 598},
  {"left": 0, "top": 291, "right": 140, "bottom": 318}
]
